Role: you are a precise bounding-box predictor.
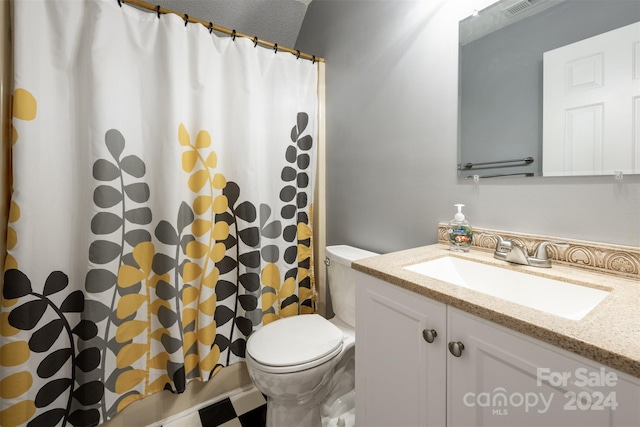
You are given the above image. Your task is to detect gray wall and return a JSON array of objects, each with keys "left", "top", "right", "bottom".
[
  {"left": 295, "top": 0, "right": 640, "bottom": 253},
  {"left": 459, "top": 1, "right": 640, "bottom": 178}
]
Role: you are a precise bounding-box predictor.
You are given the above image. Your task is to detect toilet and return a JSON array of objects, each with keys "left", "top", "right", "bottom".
[{"left": 245, "top": 245, "right": 378, "bottom": 427}]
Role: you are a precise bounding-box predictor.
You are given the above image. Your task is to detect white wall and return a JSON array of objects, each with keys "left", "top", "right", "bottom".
[{"left": 295, "top": 0, "right": 640, "bottom": 253}]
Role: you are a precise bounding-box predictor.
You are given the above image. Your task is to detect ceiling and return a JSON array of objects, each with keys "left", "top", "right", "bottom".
[{"left": 154, "top": 0, "right": 312, "bottom": 48}]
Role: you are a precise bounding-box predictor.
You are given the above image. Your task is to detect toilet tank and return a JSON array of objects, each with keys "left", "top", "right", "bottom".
[{"left": 326, "top": 245, "right": 379, "bottom": 327}]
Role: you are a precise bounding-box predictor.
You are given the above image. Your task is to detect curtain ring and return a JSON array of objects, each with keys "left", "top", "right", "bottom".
[
  {"left": 296, "top": 50, "right": 301, "bottom": 60},
  {"left": 231, "top": 29, "right": 236, "bottom": 41},
  {"left": 312, "top": 55, "right": 316, "bottom": 64},
  {"left": 209, "top": 22, "right": 213, "bottom": 34},
  {"left": 253, "top": 36, "right": 259, "bottom": 48},
  {"left": 117, "top": 0, "right": 122, "bottom": 7},
  {"left": 156, "top": 5, "right": 160, "bottom": 18},
  {"left": 274, "top": 44, "right": 278, "bottom": 53},
  {"left": 184, "top": 14, "right": 189, "bottom": 26}
]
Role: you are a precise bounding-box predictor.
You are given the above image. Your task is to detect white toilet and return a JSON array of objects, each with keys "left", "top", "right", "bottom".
[{"left": 245, "top": 245, "right": 378, "bottom": 427}]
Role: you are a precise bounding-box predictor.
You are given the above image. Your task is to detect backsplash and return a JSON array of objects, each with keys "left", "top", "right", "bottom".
[{"left": 438, "top": 224, "right": 640, "bottom": 280}]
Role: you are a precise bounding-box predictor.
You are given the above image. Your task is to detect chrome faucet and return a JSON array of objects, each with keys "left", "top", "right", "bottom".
[{"left": 490, "top": 235, "right": 568, "bottom": 268}]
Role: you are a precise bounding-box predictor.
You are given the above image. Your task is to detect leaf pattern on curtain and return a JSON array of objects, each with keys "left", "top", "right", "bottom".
[{"left": 1, "top": 113, "right": 316, "bottom": 427}]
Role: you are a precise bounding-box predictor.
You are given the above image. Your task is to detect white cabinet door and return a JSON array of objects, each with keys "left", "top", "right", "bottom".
[
  {"left": 355, "top": 272, "right": 446, "bottom": 427},
  {"left": 447, "top": 307, "right": 640, "bottom": 427}
]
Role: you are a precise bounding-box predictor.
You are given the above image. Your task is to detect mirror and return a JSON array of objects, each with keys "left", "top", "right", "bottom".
[{"left": 458, "top": 0, "right": 640, "bottom": 179}]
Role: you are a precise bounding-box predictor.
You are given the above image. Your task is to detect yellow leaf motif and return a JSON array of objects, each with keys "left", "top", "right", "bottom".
[
  {"left": 262, "top": 291, "right": 278, "bottom": 310},
  {"left": 13, "top": 88, "right": 37, "bottom": 121},
  {"left": 195, "top": 130, "right": 211, "bottom": 149},
  {"left": 297, "top": 268, "right": 311, "bottom": 282},
  {"left": 262, "top": 313, "right": 280, "bottom": 325},
  {"left": 298, "top": 244, "right": 312, "bottom": 263},
  {"left": 199, "top": 294, "right": 217, "bottom": 316},
  {"left": 299, "top": 287, "right": 314, "bottom": 303},
  {"left": 209, "top": 243, "right": 226, "bottom": 263},
  {"left": 261, "top": 264, "right": 281, "bottom": 289},
  {"left": 212, "top": 221, "right": 230, "bottom": 240},
  {"left": 202, "top": 268, "right": 219, "bottom": 289},
  {"left": 8, "top": 202, "right": 20, "bottom": 222},
  {"left": 133, "top": 242, "right": 155, "bottom": 276},
  {"left": 117, "top": 294, "right": 146, "bottom": 320},
  {"left": 0, "top": 400, "right": 36, "bottom": 427},
  {"left": 197, "top": 321, "right": 217, "bottom": 346},
  {"left": 0, "top": 371, "right": 32, "bottom": 399},
  {"left": 212, "top": 173, "right": 226, "bottom": 190},
  {"left": 182, "top": 150, "right": 198, "bottom": 173},
  {"left": 280, "top": 303, "right": 298, "bottom": 318},
  {"left": 185, "top": 353, "right": 199, "bottom": 375},
  {"left": 186, "top": 241, "right": 208, "bottom": 259},
  {"left": 148, "top": 374, "right": 171, "bottom": 393},
  {"left": 182, "top": 286, "right": 199, "bottom": 306},
  {"left": 115, "top": 369, "right": 147, "bottom": 394},
  {"left": 178, "top": 123, "right": 191, "bottom": 147},
  {"left": 298, "top": 222, "right": 312, "bottom": 240},
  {"left": 150, "top": 299, "right": 170, "bottom": 315},
  {"left": 192, "top": 219, "right": 212, "bottom": 237},
  {"left": 278, "top": 277, "right": 296, "bottom": 299},
  {"left": 149, "top": 352, "right": 169, "bottom": 369},
  {"left": 212, "top": 195, "right": 228, "bottom": 213},
  {"left": 182, "top": 262, "right": 203, "bottom": 283},
  {"left": 117, "top": 394, "right": 144, "bottom": 413},
  {"left": 205, "top": 151, "right": 217, "bottom": 168},
  {"left": 115, "top": 320, "right": 148, "bottom": 343},
  {"left": 183, "top": 331, "right": 198, "bottom": 354},
  {"left": 188, "top": 170, "right": 210, "bottom": 193},
  {"left": 0, "top": 341, "right": 30, "bottom": 366},
  {"left": 117, "top": 265, "right": 146, "bottom": 288},
  {"left": 200, "top": 345, "right": 220, "bottom": 372},
  {"left": 6, "top": 228, "right": 16, "bottom": 250},
  {"left": 193, "top": 196, "right": 212, "bottom": 215},
  {"left": 182, "top": 309, "right": 198, "bottom": 330},
  {"left": 151, "top": 328, "right": 169, "bottom": 341},
  {"left": 116, "top": 343, "right": 148, "bottom": 369}
]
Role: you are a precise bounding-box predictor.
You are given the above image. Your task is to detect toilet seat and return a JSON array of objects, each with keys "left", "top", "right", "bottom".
[{"left": 247, "top": 314, "right": 344, "bottom": 374}]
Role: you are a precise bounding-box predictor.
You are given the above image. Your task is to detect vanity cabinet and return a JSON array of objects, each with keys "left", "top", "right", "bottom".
[{"left": 355, "top": 272, "right": 640, "bottom": 427}]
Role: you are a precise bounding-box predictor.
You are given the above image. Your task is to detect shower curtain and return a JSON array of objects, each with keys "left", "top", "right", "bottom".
[{"left": 0, "top": 1, "right": 318, "bottom": 426}]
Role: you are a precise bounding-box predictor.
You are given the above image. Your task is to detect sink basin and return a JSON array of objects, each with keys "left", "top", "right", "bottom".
[{"left": 403, "top": 256, "right": 609, "bottom": 320}]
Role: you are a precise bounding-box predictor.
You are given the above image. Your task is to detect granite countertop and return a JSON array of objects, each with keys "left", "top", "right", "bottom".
[{"left": 352, "top": 244, "right": 640, "bottom": 378}]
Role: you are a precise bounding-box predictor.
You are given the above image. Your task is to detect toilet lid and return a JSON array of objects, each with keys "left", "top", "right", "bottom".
[{"left": 247, "top": 314, "right": 343, "bottom": 367}]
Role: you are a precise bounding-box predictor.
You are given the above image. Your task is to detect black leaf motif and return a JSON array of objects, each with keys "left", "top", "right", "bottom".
[
  {"left": 124, "top": 207, "right": 152, "bottom": 225},
  {"left": 93, "top": 159, "right": 120, "bottom": 181},
  {"left": 158, "top": 305, "right": 178, "bottom": 328},
  {"left": 235, "top": 316, "right": 253, "bottom": 336},
  {"left": 172, "top": 365, "right": 186, "bottom": 393},
  {"left": 297, "top": 211, "right": 309, "bottom": 224},
  {"left": 279, "top": 185, "right": 296, "bottom": 203},
  {"left": 221, "top": 234, "right": 238, "bottom": 250},
  {"left": 214, "top": 334, "right": 230, "bottom": 351},
  {"left": 215, "top": 212, "right": 234, "bottom": 226},
  {"left": 259, "top": 204, "right": 272, "bottom": 228},
  {"left": 239, "top": 251, "right": 260, "bottom": 268},
  {"left": 35, "top": 378, "right": 72, "bottom": 408},
  {"left": 37, "top": 348, "right": 72, "bottom": 379},
  {"left": 298, "top": 135, "right": 313, "bottom": 151},
  {"left": 236, "top": 201, "right": 257, "bottom": 222},
  {"left": 297, "top": 153, "right": 310, "bottom": 169},
  {"left": 284, "top": 246, "right": 297, "bottom": 264},
  {"left": 156, "top": 280, "right": 177, "bottom": 300},
  {"left": 42, "top": 271, "right": 68, "bottom": 296},
  {"left": 281, "top": 294, "right": 299, "bottom": 308},
  {"left": 214, "top": 305, "right": 234, "bottom": 326},
  {"left": 177, "top": 202, "right": 195, "bottom": 232},
  {"left": 105, "top": 129, "right": 125, "bottom": 161},
  {"left": 76, "top": 348, "right": 101, "bottom": 372},
  {"left": 285, "top": 267, "right": 298, "bottom": 280},
  {"left": 120, "top": 154, "right": 146, "bottom": 178},
  {"left": 239, "top": 273, "right": 260, "bottom": 292},
  {"left": 83, "top": 300, "right": 112, "bottom": 322},
  {"left": 262, "top": 221, "right": 282, "bottom": 239},
  {"left": 281, "top": 166, "right": 297, "bottom": 182},
  {"left": 217, "top": 256, "right": 237, "bottom": 275},
  {"left": 290, "top": 124, "right": 299, "bottom": 143},
  {"left": 297, "top": 172, "right": 309, "bottom": 188},
  {"left": 261, "top": 245, "right": 279, "bottom": 263},
  {"left": 72, "top": 320, "right": 98, "bottom": 340},
  {"left": 93, "top": 185, "right": 123, "bottom": 208},
  {"left": 124, "top": 183, "right": 150, "bottom": 203},
  {"left": 297, "top": 112, "right": 309, "bottom": 135},
  {"left": 238, "top": 295, "right": 258, "bottom": 311},
  {"left": 223, "top": 181, "right": 240, "bottom": 207},
  {"left": 8, "top": 299, "right": 48, "bottom": 330},
  {"left": 230, "top": 338, "right": 246, "bottom": 358},
  {"left": 60, "top": 290, "right": 85, "bottom": 313},
  {"left": 29, "top": 319, "right": 64, "bottom": 353},
  {"left": 85, "top": 268, "right": 117, "bottom": 293},
  {"left": 184, "top": 317, "right": 196, "bottom": 333},
  {"left": 285, "top": 145, "right": 297, "bottom": 163},
  {"left": 297, "top": 192, "right": 308, "bottom": 209},
  {"left": 215, "top": 280, "right": 237, "bottom": 300},
  {"left": 67, "top": 408, "right": 100, "bottom": 427},
  {"left": 152, "top": 253, "right": 176, "bottom": 275},
  {"left": 73, "top": 380, "right": 105, "bottom": 405},
  {"left": 161, "top": 333, "right": 182, "bottom": 354},
  {"left": 283, "top": 225, "right": 297, "bottom": 242},
  {"left": 281, "top": 204, "right": 296, "bottom": 220},
  {"left": 26, "top": 408, "right": 66, "bottom": 427},
  {"left": 124, "top": 229, "right": 152, "bottom": 247},
  {"left": 89, "top": 240, "right": 122, "bottom": 264},
  {"left": 238, "top": 227, "right": 260, "bottom": 247},
  {"left": 3, "top": 269, "right": 32, "bottom": 299},
  {"left": 91, "top": 212, "right": 123, "bottom": 235},
  {"left": 121, "top": 253, "right": 139, "bottom": 271},
  {"left": 155, "top": 220, "right": 180, "bottom": 245}
]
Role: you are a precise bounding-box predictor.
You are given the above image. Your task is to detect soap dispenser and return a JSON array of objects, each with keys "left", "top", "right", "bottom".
[{"left": 448, "top": 204, "right": 473, "bottom": 252}]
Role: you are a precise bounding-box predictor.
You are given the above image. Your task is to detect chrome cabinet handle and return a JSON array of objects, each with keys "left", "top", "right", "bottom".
[
  {"left": 422, "top": 329, "right": 437, "bottom": 344},
  {"left": 448, "top": 341, "right": 465, "bottom": 357}
]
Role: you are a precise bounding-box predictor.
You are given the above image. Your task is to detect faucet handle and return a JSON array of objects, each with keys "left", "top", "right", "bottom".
[
  {"left": 533, "top": 241, "right": 569, "bottom": 260},
  {"left": 485, "top": 233, "right": 512, "bottom": 252}
]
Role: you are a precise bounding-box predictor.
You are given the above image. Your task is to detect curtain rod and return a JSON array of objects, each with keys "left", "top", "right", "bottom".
[{"left": 118, "top": 0, "right": 324, "bottom": 63}]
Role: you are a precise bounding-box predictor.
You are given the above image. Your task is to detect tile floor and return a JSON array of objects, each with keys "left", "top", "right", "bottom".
[{"left": 162, "top": 387, "right": 267, "bottom": 427}]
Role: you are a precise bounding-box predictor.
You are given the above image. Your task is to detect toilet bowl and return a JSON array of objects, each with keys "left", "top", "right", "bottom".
[{"left": 245, "top": 245, "right": 378, "bottom": 427}]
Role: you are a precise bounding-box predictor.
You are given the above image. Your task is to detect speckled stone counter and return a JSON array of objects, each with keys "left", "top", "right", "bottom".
[{"left": 352, "top": 244, "right": 640, "bottom": 378}]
